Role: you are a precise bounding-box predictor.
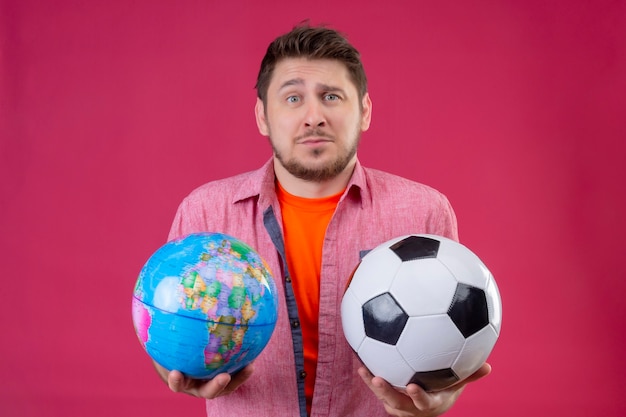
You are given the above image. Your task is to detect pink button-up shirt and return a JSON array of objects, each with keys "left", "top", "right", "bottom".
[{"left": 168, "top": 158, "right": 458, "bottom": 417}]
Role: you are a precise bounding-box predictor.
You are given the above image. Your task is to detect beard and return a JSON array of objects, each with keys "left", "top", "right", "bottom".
[{"left": 271, "top": 128, "right": 361, "bottom": 182}]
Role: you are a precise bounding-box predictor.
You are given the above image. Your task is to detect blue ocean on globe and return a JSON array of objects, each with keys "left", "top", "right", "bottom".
[{"left": 132, "top": 232, "right": 279, "bottom": 379}]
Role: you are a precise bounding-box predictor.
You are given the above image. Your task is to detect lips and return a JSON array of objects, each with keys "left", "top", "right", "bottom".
[
  {"left": 299, "top": 138, "right": 332, "bottom": 144},
  {"left": 295, "top": 129, "right": 334, "bottom": 144}
]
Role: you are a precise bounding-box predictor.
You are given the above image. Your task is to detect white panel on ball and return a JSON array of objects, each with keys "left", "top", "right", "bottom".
[
  {"left": 485, "top": 276, "right": 503, "bottom": 333},
  {"left": 348, "top": 249, "right": 403, "bottom": 304},
  {"left": 358, "top": 338, "right": 414, "bottom": 387},
  {"left": 451, "top": 325, "right": 499, "bottom": 380},
  {"left": 340, "top": 288, "right": 367, "bottom": 351},
  {"left": 396, "top": 315, "right": 465, "bottom": 371},
  {"left": 433, "top": 236, "right": 490, "bottom": 289},
  {"left": 391, "top": 259, "right": 458, "bottom": 316}
]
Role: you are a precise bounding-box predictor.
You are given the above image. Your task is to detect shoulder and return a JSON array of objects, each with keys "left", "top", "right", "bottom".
[
  {"left": 168, "top": 167, "right": 268, "bottom": 241},
  {"left": 358, "top": 166, "right": 458, "bottom": 240},
  {"left": 181, "top": 158, "right": 275, "bottom": 208},
  {"left": 362, "top": 167, "right": 449, "bottom": 201},
  {"left": 183, "top": 170, "right": 256, "bottom": 204}
]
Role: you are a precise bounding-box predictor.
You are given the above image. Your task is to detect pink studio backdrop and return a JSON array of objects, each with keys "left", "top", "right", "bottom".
[{"left": 1, "top": 1, "right": 625, "bottom": 416}]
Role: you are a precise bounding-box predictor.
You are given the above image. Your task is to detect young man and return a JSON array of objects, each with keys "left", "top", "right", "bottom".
[{"left": 153, "top": 25, "right": 491, "bottom": 417}]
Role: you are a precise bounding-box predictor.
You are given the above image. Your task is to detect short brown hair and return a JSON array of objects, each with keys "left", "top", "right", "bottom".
[{"left": 255, "top": 24, "right": 368, "bottom": 105}]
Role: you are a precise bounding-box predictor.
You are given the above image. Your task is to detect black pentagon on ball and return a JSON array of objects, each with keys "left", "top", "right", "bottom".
[
  {"left": 447, "top": 283, "right": 489, "bottom": 338},
  {"left": 362, "top": 292, "right": 408, "bottom": 345},
  {"left": 389, "top": 235, "right": 440, "bottom": 262},
  {"left": 409, "top": 368, "right": 460, "bottom": 392}
]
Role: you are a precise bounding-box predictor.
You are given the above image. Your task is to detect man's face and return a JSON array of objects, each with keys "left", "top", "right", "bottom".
[{"left": 255, "top": 58, "right": 372, "bottom": 183}]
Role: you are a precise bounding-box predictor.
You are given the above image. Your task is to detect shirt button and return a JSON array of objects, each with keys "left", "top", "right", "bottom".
[
  {"left": 291, "top": 320, "right": 300, "bottom": 328},
  {"left": 285, "top": 276, "right": 292, "bottom": 283},
  {"left": 300, "top": 371, "right": 307, "bottom": 379}
]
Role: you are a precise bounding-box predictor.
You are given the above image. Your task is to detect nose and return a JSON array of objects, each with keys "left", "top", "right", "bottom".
[{"left": 304, "top": 101, "right": 326, "bottom": 127}]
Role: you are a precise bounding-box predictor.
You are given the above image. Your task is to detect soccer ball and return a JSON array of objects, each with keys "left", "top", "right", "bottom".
[{"left": 341, "top": 234, "right": 502, "bottom": 391}]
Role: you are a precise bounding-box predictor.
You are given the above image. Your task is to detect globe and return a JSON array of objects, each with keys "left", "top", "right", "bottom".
[{"left": 132, "top": 232, "right": 279, "bottom": 379}]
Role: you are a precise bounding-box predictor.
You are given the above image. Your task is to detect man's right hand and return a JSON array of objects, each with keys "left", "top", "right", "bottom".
[{"left": 153, "top": 361, "right": 254, "bottom": 399}]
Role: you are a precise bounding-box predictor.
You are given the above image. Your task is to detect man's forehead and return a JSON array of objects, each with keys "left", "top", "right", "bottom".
[{"left": 269, "top": 58, "right": 352, "bottom": 89}]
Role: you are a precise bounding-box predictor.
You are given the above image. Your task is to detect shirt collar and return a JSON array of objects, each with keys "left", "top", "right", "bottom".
[
  {"left": 232, "top": 158, "right": 369, "bottom": 208},
  {"left": 231, "top": 158, "right": 275, "bottom": 205}
]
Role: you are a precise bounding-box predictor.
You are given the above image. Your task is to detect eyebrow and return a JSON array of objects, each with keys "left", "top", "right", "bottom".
[
  {"left": 278, "top": 78, "right": 305, "bottom": 91},
  {"left": 278, "top": 78, "right": 347, "bottom": 95}
]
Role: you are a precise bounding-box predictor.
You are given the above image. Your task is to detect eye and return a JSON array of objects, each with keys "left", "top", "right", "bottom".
[
  {"left": 324, "top": 94, "right": 340, "bottom": 101},
  {"left": 286, "top": 96, "right": 300, "bottom": 103}
]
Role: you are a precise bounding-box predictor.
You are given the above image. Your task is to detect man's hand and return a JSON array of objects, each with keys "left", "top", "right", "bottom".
[
  {"left": 359, "top": 363, "right": 491, "bottom": 417},
  {"left": 153, "top": 361, "right": 254, "bottom": 399}
]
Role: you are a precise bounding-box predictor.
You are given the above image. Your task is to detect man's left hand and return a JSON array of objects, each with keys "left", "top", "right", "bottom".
[{"left": 358, "top": 363, "right": 492, "bottom": 417}]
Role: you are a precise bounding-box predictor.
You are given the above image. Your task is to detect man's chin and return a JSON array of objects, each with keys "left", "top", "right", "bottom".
[{"left": 283, "top": 162, "right": 344, "bottom": 182}]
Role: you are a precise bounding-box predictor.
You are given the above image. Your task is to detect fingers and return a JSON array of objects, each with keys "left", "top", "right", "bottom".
[
  {"left": 404, "top": 383, "right": 438, "bottom": 411},
  {"left": 167, "top": 370, "right": 186, "bottom": 392},
  {"left": 228, "top": 363, "right": 255, "bottom": 390},
  {"left": 357, "top": 366, "right": 388, "bottom": 400},
  {"left": 199, "top": 364, "right": 255, "bottom": 398},
  {"left": 193, "top": 373, "right": 232, "bottom": 399},
  {"left": 166, "top": 370, "right": 190, "bottom": 394},
  {"left": 167, "top": 364, "right": 255, "bottom": 399},
  {"left": 408, "top": 363, "right": 493, "bottom": 415},
  {"left": 359, "top": 364, "right": 493, "bottom": 417},
  {"left": 358, "top": 367, "right": 416, "bottom": 413},
  {"left": 357, "top": 366, "right": 379, "bottom": 391},
  {"left": 167, "top": 370, "right": 230, "bottom": 398}
]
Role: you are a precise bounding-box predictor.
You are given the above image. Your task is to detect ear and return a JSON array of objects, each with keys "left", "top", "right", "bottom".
[
  {"left": 255, "top": 98, "right": 269, "bottom": 136},
  {"left": 360, "top": 93, "right": 372, "bottom": 132}
]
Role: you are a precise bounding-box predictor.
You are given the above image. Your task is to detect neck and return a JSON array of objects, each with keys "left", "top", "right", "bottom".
[{"left": 274, "top": 158, "right": 356, "bottom": 198}]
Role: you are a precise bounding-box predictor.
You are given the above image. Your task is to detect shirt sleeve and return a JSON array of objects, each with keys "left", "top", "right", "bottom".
[
  {"left": 167, "top": 198, "right": 191, "bottom": 241},
  {"left": 436, "top": 193, "right": 459, "bottom": 242}
]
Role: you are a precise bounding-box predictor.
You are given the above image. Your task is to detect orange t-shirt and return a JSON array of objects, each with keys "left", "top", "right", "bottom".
[{"left": 276, "top": 182, "right": 342, "bottom": 414}]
